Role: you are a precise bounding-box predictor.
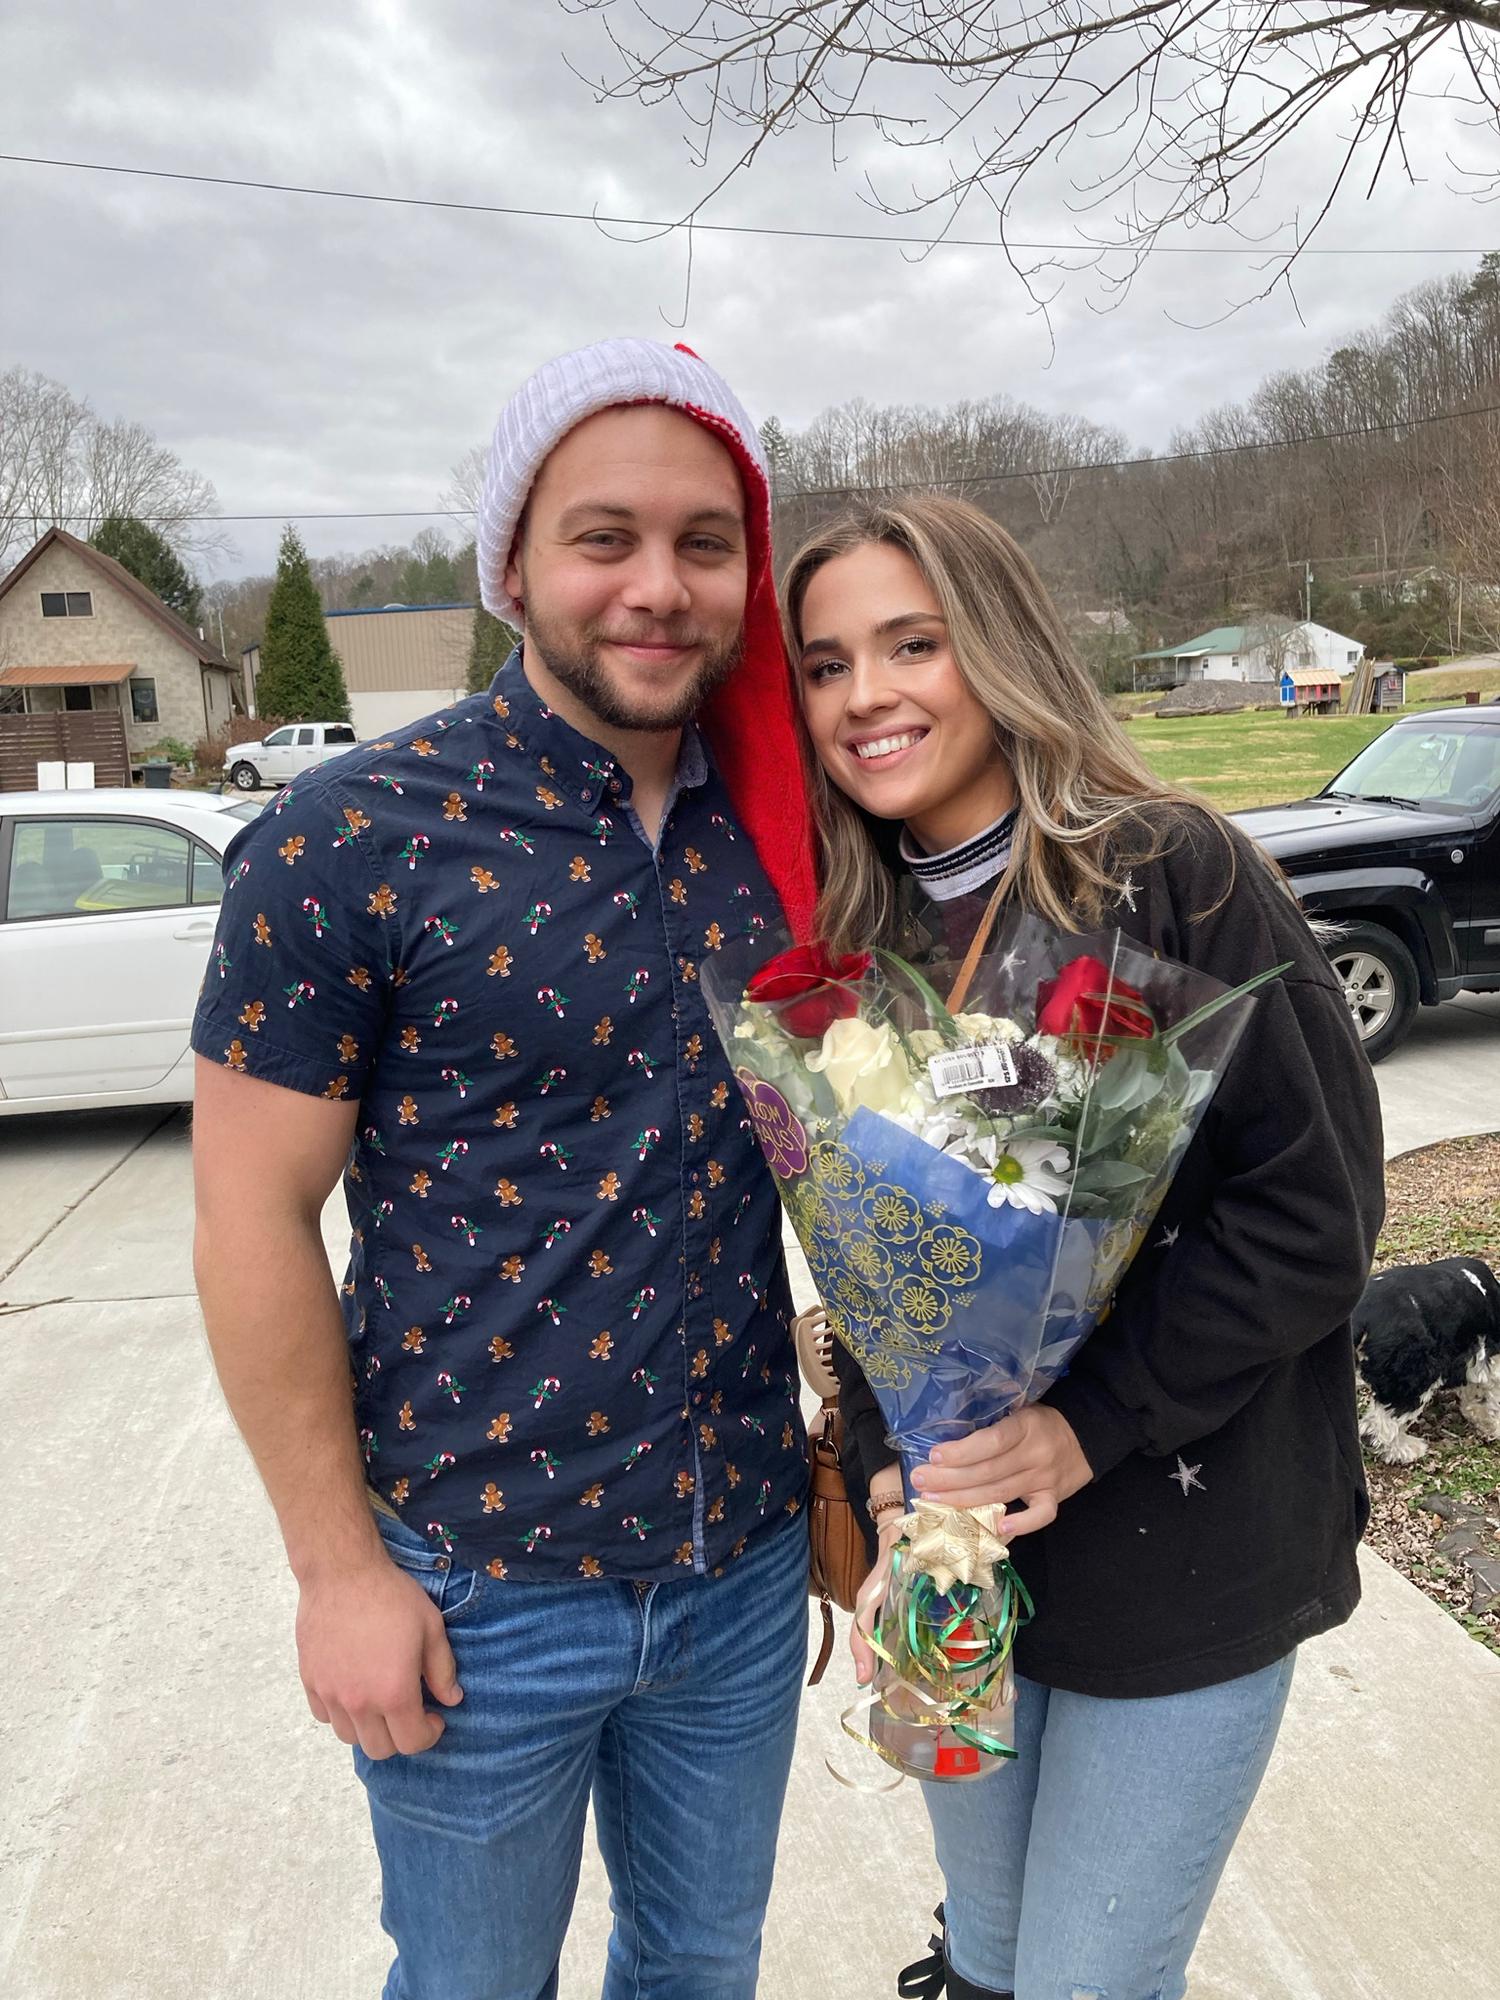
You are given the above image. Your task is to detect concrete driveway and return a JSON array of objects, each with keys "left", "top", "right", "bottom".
[{"left": 4, "top": 1000, "right": 1499, "bottom": 1999}]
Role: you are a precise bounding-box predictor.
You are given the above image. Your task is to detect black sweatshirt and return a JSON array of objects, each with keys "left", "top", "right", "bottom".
[{"left": 834, "top": 809, "right": 1386, "bottom": 1699}]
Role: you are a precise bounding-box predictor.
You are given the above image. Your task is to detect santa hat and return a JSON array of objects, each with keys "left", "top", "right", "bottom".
[{"left": 476, "top": 337, "right": 817, "bottom": 941}]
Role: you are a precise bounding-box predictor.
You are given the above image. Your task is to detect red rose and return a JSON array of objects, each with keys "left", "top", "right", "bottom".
[
  {"left": 746, "top": 943, "right": 873, "bottom": 1040},
  {"left": 1036, "top": 955, "right": 1155, "bottom": 1053}
]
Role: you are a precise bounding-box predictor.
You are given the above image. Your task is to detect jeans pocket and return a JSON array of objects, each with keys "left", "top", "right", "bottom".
[{"left": 375, "top": 1511, "right": 480, "bottom": 1623}]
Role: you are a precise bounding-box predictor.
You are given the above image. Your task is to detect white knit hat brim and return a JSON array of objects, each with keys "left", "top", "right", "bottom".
[{"left": 476, "top": 338, "right": 770, "bottom": 622}]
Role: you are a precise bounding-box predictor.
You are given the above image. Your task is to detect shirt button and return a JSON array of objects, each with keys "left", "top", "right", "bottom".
[
  {"left": 690, "top": 1171, "right": 700, "bottom": 1184},
  {"left": 694, "top": 1392, "right": 703, "bottom": 1405},
  {"left": 435, "top": 1556, "right": 451, "bottom": 1571},
  {"left": 580, "top": 789, "right": 594, "bottom": 806}
]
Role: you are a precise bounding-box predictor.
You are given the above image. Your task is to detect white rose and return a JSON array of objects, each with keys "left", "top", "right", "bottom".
[{"left": 805, "top": 1016, "right": 916, "bottom": 1118}]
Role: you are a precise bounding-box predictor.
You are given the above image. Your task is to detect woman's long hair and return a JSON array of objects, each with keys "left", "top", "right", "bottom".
[{"left": 782, "top": 494, "right": 1254, "bottom": 952}]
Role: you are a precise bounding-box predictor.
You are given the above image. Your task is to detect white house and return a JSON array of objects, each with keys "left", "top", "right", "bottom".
[{"left": 1133, "top": 620, "right": 1365, "bottom": 688}]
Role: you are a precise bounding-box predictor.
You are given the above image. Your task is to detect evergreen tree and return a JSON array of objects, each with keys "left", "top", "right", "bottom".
[
  {"left": 90, "top": 515, "right": 204, "bottom": 623},
  {"left": 467, "top": 605, "right": 519, "bottom": 694},
  {"left": 255, "top": 526, "right": 351, "bottom": 722}
]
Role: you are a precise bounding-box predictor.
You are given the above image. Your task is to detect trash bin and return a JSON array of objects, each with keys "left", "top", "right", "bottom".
[{"left": 142, "top": 759, "right": 173, "bottom": 789}]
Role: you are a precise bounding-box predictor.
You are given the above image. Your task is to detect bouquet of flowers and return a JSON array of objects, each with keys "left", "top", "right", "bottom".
[{"left": 701, "top": 914, "right": 1282, "bottom": 1782}]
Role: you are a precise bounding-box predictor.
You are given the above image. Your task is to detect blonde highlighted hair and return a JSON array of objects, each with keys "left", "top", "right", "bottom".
[{"left": 781, "top": 494, "right": 1251, "bottom": 952}]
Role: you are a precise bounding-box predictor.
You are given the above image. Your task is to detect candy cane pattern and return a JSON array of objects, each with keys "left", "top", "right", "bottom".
[{"left": 188, "top": 653, "right": 799, "bottom": 1582}]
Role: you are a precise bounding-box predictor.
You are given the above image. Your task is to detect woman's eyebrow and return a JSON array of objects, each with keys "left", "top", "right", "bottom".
[
  {"left": 873, "top": 610, "right": 944, "bottom": 637},
  {"left": 799, "top": 609, "right": 943, "bottom": 659}
]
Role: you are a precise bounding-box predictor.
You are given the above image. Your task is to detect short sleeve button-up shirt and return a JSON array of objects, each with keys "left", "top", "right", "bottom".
[{"left": 191, "top": 651, "right": 805, "bottom": 1581}]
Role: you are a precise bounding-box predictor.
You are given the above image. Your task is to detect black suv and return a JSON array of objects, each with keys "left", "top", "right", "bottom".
[{"left": 1236, "top": 704, "right": 1500, "bottom": 1062}]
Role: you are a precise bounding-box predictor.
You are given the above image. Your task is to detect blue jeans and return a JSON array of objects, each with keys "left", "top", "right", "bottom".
[
  {"left": 355, "top": 1510, "right": 808, "bottom": 2000},
  {"left": 923, "top": 1655, "right": 1296, "bottom": 2000}
]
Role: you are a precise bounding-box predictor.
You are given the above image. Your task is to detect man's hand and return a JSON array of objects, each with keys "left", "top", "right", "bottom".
[
  {"left": 295, "top": 1552, "right": 464, "bottom": 1760},
  {"left": 909, "top": 1406, "right": 1094, "bottom": 1538}
]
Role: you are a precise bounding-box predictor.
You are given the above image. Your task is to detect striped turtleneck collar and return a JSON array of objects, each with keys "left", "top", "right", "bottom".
[{"left": 899, "top": 809, "right": 1019, "bottom": 902}]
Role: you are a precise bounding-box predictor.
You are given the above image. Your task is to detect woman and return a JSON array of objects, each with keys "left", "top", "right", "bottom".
[{"left": 781, "top": 495, "right": 1384, "bottom": 2000}]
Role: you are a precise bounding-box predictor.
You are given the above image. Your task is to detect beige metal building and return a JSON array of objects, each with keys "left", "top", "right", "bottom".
[{"left": 244, "top": 601, "right": 479, "bottom": 738}]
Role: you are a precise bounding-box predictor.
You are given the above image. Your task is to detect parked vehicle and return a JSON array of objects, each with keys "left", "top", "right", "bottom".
[
  {"left": 1237, "top": 705, "right": 1500, "bottom": 1061},
  {"left": 0, "top": 789, "right": 262, "bottom": 1114},
  {"left": 224, "top": 721, "right": 357, "bottom": 791}
]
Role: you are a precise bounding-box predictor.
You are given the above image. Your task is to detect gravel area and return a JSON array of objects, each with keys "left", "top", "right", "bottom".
[{"left": 1363, "top": 1132, "right": 1500, "bottom": 1656}]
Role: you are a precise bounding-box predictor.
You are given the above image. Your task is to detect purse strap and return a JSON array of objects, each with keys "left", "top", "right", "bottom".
[{"left": 946, "top": 872, "right": 1009, "bottom": 1014}]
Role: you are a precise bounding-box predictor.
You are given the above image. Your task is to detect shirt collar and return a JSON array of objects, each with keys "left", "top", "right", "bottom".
[
  {"left": 899, "top": 808, "right": 1019, "bottom": 902},
  {"left": 488, "top": 646, "right": 709, "bottom": 807}
]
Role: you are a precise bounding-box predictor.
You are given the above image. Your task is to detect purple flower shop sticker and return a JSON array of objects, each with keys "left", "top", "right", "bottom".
[{"left": 735, "top": 1068, "right": 809, "bottom": 1180}]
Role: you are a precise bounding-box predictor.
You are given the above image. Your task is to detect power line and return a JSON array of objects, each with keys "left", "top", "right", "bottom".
[
  {"left": 1, "top": 151, "right": 1493, "bottom": 259},
  {"left": 21, "top": 399, "right": 1500, "bottom": 528}
]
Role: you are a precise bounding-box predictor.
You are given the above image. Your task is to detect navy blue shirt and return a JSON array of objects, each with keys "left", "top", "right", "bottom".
[{"left": 192, "top": 652, "right": 804, "bottom": 1581}]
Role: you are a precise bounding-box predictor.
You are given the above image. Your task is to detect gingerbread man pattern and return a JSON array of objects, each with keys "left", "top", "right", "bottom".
[{"left": 191, "top": 652, "right": 805, "bottom": 1581}]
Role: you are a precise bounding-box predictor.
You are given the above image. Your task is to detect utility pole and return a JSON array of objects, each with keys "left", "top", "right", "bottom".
[
  {"left": 1304, "top": 562, "right": 1313, "bottom": 624},
  {"left": 1456, "top": 574, "right": 1464, "bottom": 655}
]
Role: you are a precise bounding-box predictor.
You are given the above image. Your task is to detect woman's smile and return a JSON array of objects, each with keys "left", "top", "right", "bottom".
[{"left": 846, "top": 726, "right": 931, "bottom": 768}]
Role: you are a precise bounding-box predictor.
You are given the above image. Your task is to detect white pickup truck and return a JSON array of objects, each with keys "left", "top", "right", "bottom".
[{"left": 224, "top": 721, "right": 359, "bottom": 792}]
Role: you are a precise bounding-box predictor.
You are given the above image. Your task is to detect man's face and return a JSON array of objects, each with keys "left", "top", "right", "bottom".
[{"left": 505, "top": 404, "right": 749, "bottom": 732}]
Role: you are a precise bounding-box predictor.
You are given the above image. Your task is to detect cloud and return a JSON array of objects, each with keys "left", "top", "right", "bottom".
[{"left": 1, "top": 0, "right": 1489, "bottom": 578}]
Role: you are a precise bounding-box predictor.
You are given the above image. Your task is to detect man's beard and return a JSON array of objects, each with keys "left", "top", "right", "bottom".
[{"left": 523, "top": 605, "right": 743, "bottom": 732}]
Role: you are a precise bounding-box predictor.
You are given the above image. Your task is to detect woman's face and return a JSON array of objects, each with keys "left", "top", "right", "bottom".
[{"left": 796, "top": 540, "right": 1014, "bottom": 849}]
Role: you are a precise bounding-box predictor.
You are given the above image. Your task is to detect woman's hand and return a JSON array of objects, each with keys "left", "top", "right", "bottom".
[{"left": 909, "top": 1406, "right": 1093, "bottom": 1538}]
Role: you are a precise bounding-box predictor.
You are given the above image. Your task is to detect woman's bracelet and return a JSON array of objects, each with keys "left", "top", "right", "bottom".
[{"left": 866, "top": 1491, "right": 906, "bottom": 1525}]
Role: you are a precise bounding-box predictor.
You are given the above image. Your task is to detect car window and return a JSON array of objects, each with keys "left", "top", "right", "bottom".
[
  {"left": 296, "top": 727, "right": 315, "bottom": 746},
  {"left": 222, "top": 800, "right": 265, "bottom": 824},
  {"left": 325, "top": 725, "right": 357, "bottom": 745},
  {"left": 6, "top": 818, "right": 193, "bottom": 920},
  {"left": 190, "top": 842, "right": 225, "bottom": 905},
  {"left": 1329, "top": 724, "right": 1500, "bottom": 813},
  {"left": 263, "top": 728, "right": 292, "bottom": 747}
]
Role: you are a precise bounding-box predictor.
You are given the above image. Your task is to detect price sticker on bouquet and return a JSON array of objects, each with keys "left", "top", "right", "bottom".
[{"left": 927, "top": 1041, "right": 1019, "bottom": 1100}]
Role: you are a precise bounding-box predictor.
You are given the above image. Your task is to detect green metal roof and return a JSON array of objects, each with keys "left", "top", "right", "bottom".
[{"left": 1133, "top": 624, "right": 1249, "bottom": 662}]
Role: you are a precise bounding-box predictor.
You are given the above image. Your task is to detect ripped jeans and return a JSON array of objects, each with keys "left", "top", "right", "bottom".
[{"left": 921, "top": 1654, "right": 1296, "bottom": 2000}]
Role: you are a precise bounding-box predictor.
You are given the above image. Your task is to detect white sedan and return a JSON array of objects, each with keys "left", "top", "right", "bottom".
[{"left": 0, "top": 788, "right": 262, "bottom": 1116}]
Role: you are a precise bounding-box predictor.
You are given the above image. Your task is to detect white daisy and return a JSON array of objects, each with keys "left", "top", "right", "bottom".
[{"left": 973, "top": 1134, "right": 1073, "bottom": 1213}]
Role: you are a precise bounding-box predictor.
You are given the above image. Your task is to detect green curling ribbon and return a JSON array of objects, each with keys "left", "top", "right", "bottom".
[{"left": 857, "top": 1538, "right": 1036, "bottom": 1771}]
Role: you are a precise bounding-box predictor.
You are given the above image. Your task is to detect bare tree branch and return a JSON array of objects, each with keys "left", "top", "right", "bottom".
[{"left": 562, "top": 0, "right": 1500, "bottom": 305}]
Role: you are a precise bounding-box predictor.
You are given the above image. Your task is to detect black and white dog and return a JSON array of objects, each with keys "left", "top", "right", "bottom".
[{"left": 1355, "top": 1257, "right": 1500, "bottom": 1464}]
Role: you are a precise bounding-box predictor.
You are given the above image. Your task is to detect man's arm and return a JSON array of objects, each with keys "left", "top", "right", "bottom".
[{"left": 192, "top": 1057, "right": 462, "bottom": 1758}]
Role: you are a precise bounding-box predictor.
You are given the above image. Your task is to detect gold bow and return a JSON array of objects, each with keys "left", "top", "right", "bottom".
[{"left": 897, "top": 1500, "right": 1011, "bottom": 1596}]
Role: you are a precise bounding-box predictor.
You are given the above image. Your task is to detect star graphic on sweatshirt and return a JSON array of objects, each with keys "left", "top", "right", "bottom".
[
  {"left": 1117, "top": 873, "right": 1139, "bottom": 913},
  {"left": 998, "top": 948, "right": 1022, "bottom": 977},
  {"left": 1156, "top": 1225, "right": 1180, "bottom": 1251},
  {"left": 1171, "top": 1456, "right": 1205, "bottom": 1496}
]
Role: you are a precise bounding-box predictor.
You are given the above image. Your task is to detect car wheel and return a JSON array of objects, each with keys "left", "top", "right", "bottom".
[
  {"left": 229, "top": 761, "right": 261, "bottom": 791},
  {"left": 1326, "top": 921, "right": 1419, "bottom": 1063}
]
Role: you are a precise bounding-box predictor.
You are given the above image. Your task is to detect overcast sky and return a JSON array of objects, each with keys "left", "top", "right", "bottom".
[{"left": 2, "top": 0, "right": 1492, "bottom": 580}]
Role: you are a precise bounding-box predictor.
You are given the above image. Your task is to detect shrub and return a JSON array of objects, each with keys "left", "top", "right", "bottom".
[{"left": 141, "top": 737, "right": 197, "bottom": 767}]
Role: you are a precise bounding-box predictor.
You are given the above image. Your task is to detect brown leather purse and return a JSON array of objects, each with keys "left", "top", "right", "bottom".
[
  {"left": 791, "top": 889, "right": 1009, "bottom": 1684},
  {"left": 795, "top": 1305, "right": 872, "bottom": 1684}
]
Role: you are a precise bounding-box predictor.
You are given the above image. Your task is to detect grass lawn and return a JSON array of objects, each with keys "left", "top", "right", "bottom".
[
  {"left": 1404, "top": 660, "right": 1500, "bottom": 704},
  {"left": 1125, "top": 709, "right": 1396, "bottom": 812}
]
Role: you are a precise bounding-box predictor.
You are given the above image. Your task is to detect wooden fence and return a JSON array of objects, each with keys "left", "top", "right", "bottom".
[{"left": 0, "top": 711, "right": 132, "bottom": 792}]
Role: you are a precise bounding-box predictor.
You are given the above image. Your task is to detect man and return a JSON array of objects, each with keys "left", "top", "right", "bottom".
[{"left": 191, "top": 338, "right": 819, "bottom": 2000}]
